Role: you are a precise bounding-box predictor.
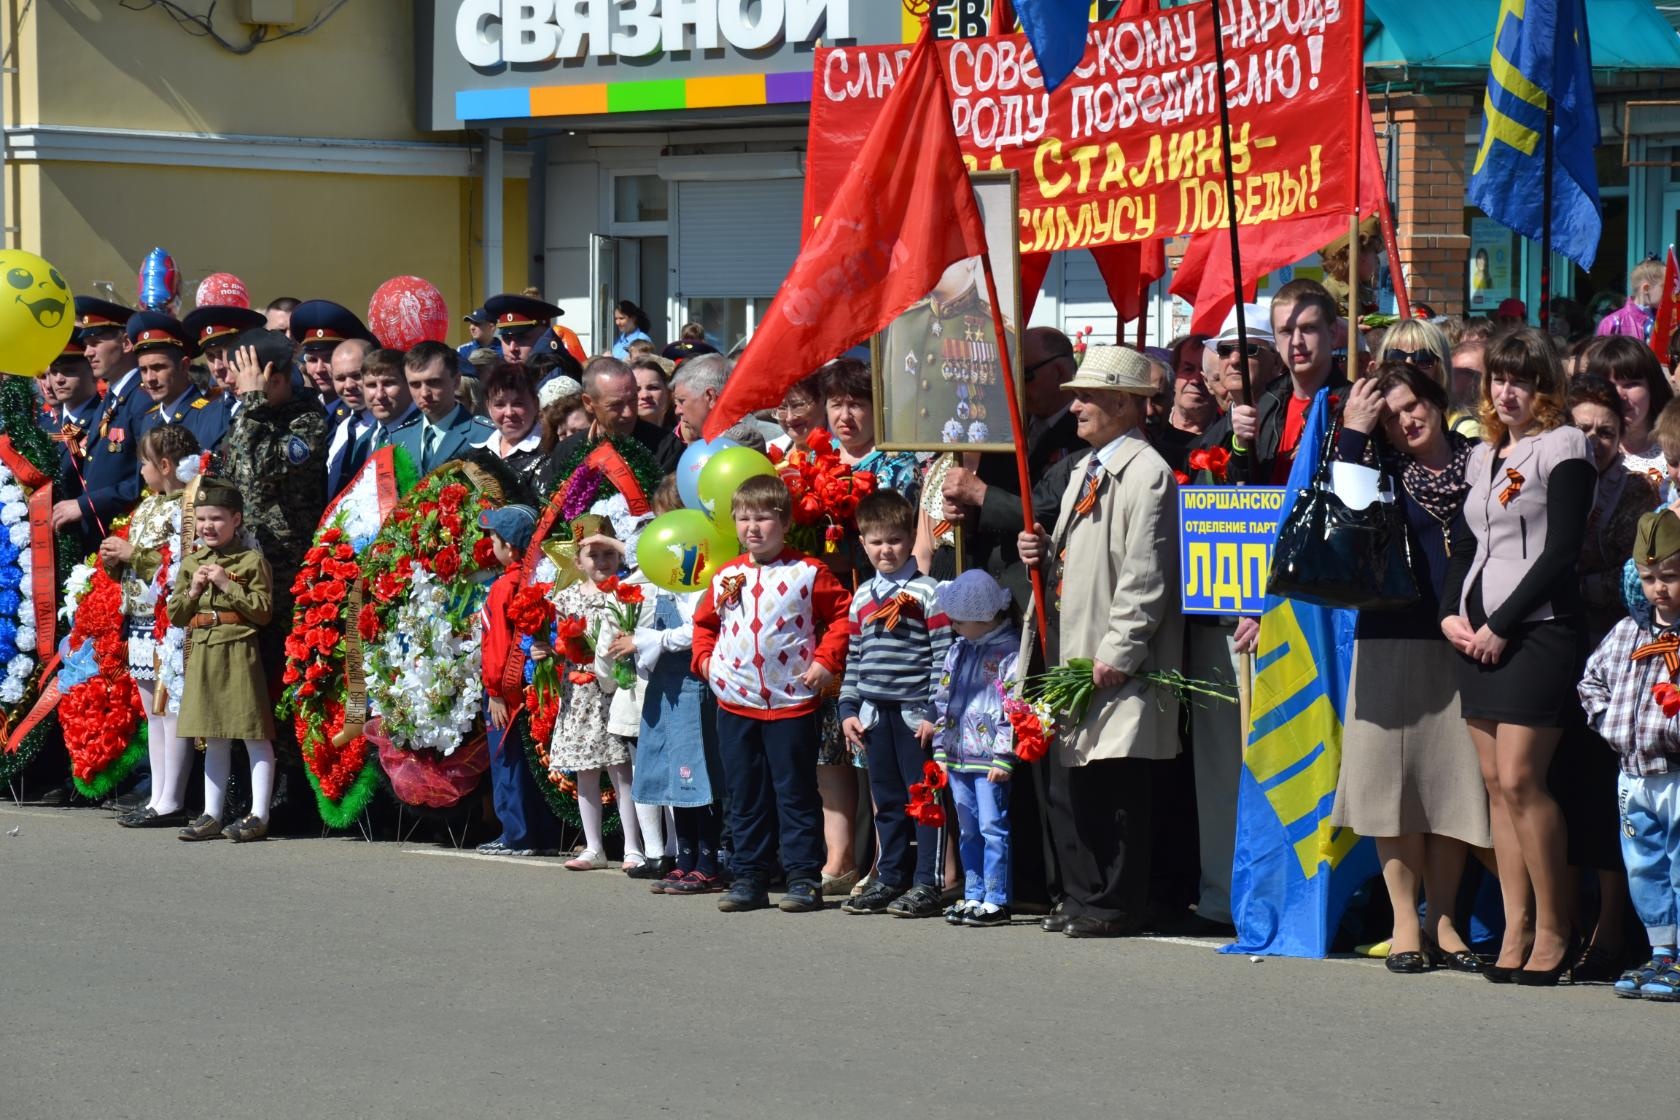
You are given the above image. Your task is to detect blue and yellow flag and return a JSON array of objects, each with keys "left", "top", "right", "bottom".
[
  {"left": 1221, "top": 390, "right": 1374, "bottom": 958},
  {"left": 1467, "top": 0, "right": 1602, "bottom": 270}
]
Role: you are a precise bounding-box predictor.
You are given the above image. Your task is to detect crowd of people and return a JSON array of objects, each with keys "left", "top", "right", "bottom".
[{"left": 18, "top": 267, "right": 1680, "bottom": 995}]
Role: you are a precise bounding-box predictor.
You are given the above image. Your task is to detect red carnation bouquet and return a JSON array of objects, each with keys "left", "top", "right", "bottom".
[
  {"left": 1186, "top": 446, "right": 1231, "bottom": 484},
  {"left": 906, "top": 760, "right": 948, "bottom": 828},
  {"left": 597, "top": 575, "right": 644, "bottom": 688},
  {"left": 510, "top": 580, "right": 558, "bottom": 707},
  {"left": 768, "top": 429, "right": 877, "bottom": 554},
  {"left": 58, "top": 525, "right": 146, "bottom": 798}
]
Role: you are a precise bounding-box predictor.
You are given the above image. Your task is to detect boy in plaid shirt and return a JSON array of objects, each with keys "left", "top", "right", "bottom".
[{"left": 1580, "top": 509, "right": 1680, "bottom": 1000}]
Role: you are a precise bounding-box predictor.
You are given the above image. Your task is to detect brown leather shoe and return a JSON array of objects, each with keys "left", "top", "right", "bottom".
[
  {"left": 178, "top": 814, "right": 225, "bottom": 841},
  {"left": 223, "top": 815, "right": 268, "bottom": 843}
]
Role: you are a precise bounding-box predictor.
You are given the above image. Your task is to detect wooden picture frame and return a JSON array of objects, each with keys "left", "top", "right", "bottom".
[{"left": 871, "top": 170, "right": 1023, "bottom": 453}]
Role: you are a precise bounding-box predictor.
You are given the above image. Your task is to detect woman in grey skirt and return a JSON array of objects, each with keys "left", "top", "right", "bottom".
[{"left": 1331, "top": 363, "right": 1490, "bottom": 974}]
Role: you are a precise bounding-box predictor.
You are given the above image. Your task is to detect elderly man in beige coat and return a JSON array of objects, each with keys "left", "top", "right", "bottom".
[{"left": 1019, "top": 345, "right": 1184, "bottom": 938}]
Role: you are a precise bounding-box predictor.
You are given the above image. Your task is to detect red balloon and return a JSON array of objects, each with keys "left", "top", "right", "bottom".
[
  {"left": 367, "top": 276, "right": 449, "bottom": 351},
  {"left": 195, "top": 272, "right": 249, "bottom": 309}
]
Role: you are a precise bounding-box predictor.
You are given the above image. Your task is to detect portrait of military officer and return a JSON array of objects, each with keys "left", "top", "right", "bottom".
[{"left": 874, "top": 174, "right": 1019, "bottom": 451}]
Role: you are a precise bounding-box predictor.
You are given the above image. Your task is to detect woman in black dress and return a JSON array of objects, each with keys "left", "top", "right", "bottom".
[{"left": 1440, "top": 328, "right": 1595, "bottom": 985}]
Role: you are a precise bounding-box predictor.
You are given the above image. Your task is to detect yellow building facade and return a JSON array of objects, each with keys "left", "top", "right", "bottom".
[{"left": 2, "top": 0, "right": 526, "bottom": 324}]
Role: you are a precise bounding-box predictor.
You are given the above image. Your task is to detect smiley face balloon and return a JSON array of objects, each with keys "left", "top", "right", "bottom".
[{"left": 0, "top": 251, "right": 73, "bottom": 376}]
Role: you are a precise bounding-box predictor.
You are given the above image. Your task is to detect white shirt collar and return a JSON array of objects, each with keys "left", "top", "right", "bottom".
[
  {"left": 1090, "top": 428, "right": 1141, "bottom": 470},
  {"left": 475, "top": 426, "right": 541, "bottom": 455}
]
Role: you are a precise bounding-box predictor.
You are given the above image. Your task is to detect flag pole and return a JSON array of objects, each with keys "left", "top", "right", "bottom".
[
  {"left": 978, "top": 251, "right": 1050, "bottom": 657},
  {"left": 1209, "top": 0, "right": 1254, "bottom": 472},
  {"left": 1346, "top": 0, "right": 1365, "bottom": 334},
  {"left": 1540, "top": 94, "right": 1555, "bottom": 333}
]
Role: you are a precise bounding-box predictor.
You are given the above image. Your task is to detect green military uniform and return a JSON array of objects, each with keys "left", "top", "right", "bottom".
[
  {"left": 879, "top": 277, "right": 1013, "bottom": 448},
  {"left": 220, "top": 390, "right": 328, "bottom": 592},
  {"left": 166, "top": 542, "right": 275, "bottom": 742}
]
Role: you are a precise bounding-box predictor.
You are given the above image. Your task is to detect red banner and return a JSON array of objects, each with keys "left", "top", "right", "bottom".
[
  {"left": 805, "top": 3, "right": 1359, "bottom": 253},
  {"left": 0, "top": 434, "right": 57, "bottom": 656}
]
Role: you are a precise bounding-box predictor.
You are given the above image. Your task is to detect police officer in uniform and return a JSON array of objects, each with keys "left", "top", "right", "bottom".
[
  {"left": 182, "top": 304, "right": 266, "bottom": 421},
  {"left": 483, "top": 293, "right": 586, "bottom": 366},
  {"left": 288, "top": 299, "right": 376, "bottom": 429},
  {"left": 52, "top": 297, "right": 147, "bottom": 544},
  {"left": 40, "top": 331, "right": 103, "bottom": 482},
  {"left": 128, "top": 311, "right": 230, "bottom": 452},
  {"left": 878, "top": 257, "right": 1014, "bottom": 448}
]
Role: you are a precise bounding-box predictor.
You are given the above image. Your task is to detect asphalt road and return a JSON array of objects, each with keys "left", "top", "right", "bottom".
[{"left": 0, "top": 801, "right": 1665, "bottom": 1120}]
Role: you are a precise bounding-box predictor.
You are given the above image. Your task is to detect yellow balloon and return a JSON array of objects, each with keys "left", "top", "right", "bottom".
[
  {"left": 696, "top": 446, "right": 777, "bottom": 518},
  {"left": 0, "top": 251, "right": 73, "bottom": 376},
  {"left": 635, "top": 510, "right": 740, "bottom": 593}
]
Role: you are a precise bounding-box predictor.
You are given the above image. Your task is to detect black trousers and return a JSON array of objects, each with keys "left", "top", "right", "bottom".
[{"left": 1046, "top": 756, "right": 1154, "bottom": 927}]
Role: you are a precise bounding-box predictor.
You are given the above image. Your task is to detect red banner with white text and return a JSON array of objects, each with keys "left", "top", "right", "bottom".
[{"left": 806, "top": 1, "right": 1360, "bottom": 254}]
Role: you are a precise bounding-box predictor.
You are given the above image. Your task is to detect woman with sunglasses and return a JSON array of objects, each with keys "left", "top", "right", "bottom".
[{"left": 1379, "top": 319, "right": 1452, "bottom": 388}]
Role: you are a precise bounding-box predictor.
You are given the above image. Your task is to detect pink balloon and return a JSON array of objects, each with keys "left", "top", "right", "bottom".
[
  {"left": 367, "top": 276, "right": 449, "bottom": 351},
  {"left": 195, "top": 272, "right": 249, "bottom": 309}
]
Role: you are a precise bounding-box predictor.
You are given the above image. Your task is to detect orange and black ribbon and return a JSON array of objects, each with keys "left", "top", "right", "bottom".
[
  {"left": 719, "top": 574, "right": 747, "bottom": 608},
  {"left": 1498, "top": 468, "right": 1524, "bottom": 507},
  {"left": 870, "top": 590, "right": 918, "bottom": 632},
  {"left": 1632, "top": 633, "right": 1680, "bottom": 676},
  {"left": 1074, "top": 470, "right": 1103, "bottom": 518}
]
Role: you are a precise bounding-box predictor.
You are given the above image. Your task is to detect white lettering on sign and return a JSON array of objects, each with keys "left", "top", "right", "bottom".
[{"left": 455, "top": 0, "right": 851, "bottom": 67}]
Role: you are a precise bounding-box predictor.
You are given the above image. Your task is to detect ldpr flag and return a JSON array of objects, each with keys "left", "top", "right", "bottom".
[
  {"left": 703, "top": 27, "right": 986, "bottom": 440},
  {"left": 1220, "top": 388, "right": 1376, "bottom": 958},
  {"left": 1467, "top": 0, "right": 1602, "bottom": 270}
]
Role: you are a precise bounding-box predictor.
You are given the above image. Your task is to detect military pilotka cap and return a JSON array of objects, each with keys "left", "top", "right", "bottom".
[
  {"left": 1063, "top": 345, "right": 1155, "bottom": 394},
  {"left": 195, "top": 476, "right": 243, "bottom": 513},
  {"left": 1635, "top": 509, "right": 1680, "bottom": 565}
]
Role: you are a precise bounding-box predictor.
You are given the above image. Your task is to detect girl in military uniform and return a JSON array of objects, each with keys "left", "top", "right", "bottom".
[
  {"left": 166, "top": 477, "right": 277, "bottom": 843},
  {"left": 104, "top": 424, "right": 200, "bottom": 829}
]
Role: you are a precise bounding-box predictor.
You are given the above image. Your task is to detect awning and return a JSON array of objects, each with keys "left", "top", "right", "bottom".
[{"left": 1365, "top": 0, "right": 1680, "bottom": 72}]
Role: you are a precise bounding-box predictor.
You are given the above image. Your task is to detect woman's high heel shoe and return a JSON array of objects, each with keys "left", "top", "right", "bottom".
[{"left": 1515, "top": 934, "right": 1578, "bottom": 987}]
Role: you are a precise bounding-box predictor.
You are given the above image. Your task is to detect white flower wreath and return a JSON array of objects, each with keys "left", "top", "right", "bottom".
[{"left": 366, "top": 567, "right": 483, "bottom": 756}]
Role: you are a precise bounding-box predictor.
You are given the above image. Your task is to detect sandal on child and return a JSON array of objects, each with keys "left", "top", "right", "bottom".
[
  {"left": 564, "top": 850, "right": 607, "bottom": 871},
  {"left": 223, "top": 815, "right": 268, "bottom": 843},
  {"left": 1641, "top": 961, "right": 1680, "bottom": 1001},
  {"left": 821, "top": 869, "right": 860, "bottom": 896},
  {"left": 177, "top": 814, "right": 225, "bottom": 842}
]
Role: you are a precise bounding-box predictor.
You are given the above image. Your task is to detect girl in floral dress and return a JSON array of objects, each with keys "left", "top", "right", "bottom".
[
  {"left": 548, "top": 515, "right": 649, "bottom": 871},
  {"left": 104, "top": 424, "right": 198, "bottom": 828}
]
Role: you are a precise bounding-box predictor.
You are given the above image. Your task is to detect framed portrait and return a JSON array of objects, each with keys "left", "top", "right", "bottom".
[{"left": 872, "top": 170, "right": 1023, "bottom": 453}]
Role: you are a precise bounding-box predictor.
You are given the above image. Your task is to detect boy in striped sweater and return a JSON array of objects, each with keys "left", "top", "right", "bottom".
[{"left": 840, "top": 491, "right": 955, "bottom": 918}]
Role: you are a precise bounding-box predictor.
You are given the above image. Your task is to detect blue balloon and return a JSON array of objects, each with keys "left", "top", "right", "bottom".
[{"left": 675, "top": 435, "right": 740, "bottom": 512}]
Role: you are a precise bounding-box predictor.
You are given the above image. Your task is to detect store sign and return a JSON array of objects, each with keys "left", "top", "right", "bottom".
[{"left": 455, "top": 0, "right": 852, "bottom": 66}]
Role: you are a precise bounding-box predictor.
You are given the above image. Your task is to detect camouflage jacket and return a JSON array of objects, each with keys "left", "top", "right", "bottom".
[{"left": 220, "top": 390, "right": 328, "bottom": 593}]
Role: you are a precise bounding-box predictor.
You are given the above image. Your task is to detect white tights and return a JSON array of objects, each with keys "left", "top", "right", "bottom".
[
  {"left": 135, "top": 683, "right": 191, "bottom": 815},
  {"left": 575, "top": 763, "right": 642, "bottom": 861},
  {"left": 203, "top": 738, "right": 275, "bottom": 824}
]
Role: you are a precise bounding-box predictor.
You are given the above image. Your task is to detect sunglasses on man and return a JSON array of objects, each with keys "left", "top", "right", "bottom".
[
  {"left": 1384, "top": 348, "right": 1439, "bottom": 368},
  {"left": 1214, "top": 341, "right": 1271, "bottom": 359}
]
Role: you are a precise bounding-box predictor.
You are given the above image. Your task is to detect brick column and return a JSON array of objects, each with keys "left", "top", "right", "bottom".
[{"left": 1375, "top": 91, "right": 1475, "bottom": 315}]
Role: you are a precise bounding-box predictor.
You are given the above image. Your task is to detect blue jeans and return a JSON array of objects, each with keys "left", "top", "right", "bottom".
[
  {"left": 486, "top": 701, "right": 559, "bottom": 851},
  {"left": 1619, "top": 770, "right": 1680, "bottom": 947},
  {"left": 949, "top": 769, "right": 1011, "bottom": 906},
  {"left": 863, "top": 700, "right": 939, "bottom": 889},
  {"left": 716, "top": 708, "right": 824, "bottom": 886}
]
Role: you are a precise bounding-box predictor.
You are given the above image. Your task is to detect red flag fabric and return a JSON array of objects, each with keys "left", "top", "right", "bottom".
[
  {"left": 1172, "top": 88, "right": 1389, "bottom": 336},
  {"left": 1652, "top": 247, "right": 1680, "bottom": 365},
  {"left": 704, "top": 30, "right": 987, "bottom": 440},
  {"left": 1020, "top": 242, "right": 1165, "bottom": 330}
]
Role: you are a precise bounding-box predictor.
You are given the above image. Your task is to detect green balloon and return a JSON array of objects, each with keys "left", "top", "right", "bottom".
[
  {"left": 635, "top": 510, "right": 740, "bottom": 593},
  {"left": 696, "top": 446, "right": 778, "bottom": 518}
]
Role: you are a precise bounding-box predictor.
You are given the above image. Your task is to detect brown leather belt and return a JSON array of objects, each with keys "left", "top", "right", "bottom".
[{"left": 189, "top": 611, "right": 245, "bottom": 629}]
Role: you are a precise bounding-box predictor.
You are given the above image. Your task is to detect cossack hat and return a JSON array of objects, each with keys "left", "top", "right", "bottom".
[
  {"left": 1636, "top": 509, "right": 1680, "bottom": 566},
  {"left": 288, "top": 300, "right": 376, "bottom": 350},
  {"left": 479, "top": 504, "right": 539, "bottom": 555},
  {"left": 75, "top": 295, "right": 133, "bottom": 331},
  {"left": 1062, "top": 345, "right": 1156, "bottom": 394},
  {"left": 182, "top": 305, "right": 266, "bottom": 351},
  {"left": 483, "top": 293, "right": 562, "bottom": 332},
  {"left": 125, "top": 310, "right": 196, "bottom": 358}
]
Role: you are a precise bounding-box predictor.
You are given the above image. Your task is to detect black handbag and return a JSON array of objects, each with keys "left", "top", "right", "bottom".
[{"left": 1266, "top": 422, "right": 1420, "bottom": 612}]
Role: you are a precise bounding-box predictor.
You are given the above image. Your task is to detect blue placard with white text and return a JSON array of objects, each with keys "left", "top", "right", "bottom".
[{"left": 1178, "top": 486, "right": 1290, "bottom": 617}]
